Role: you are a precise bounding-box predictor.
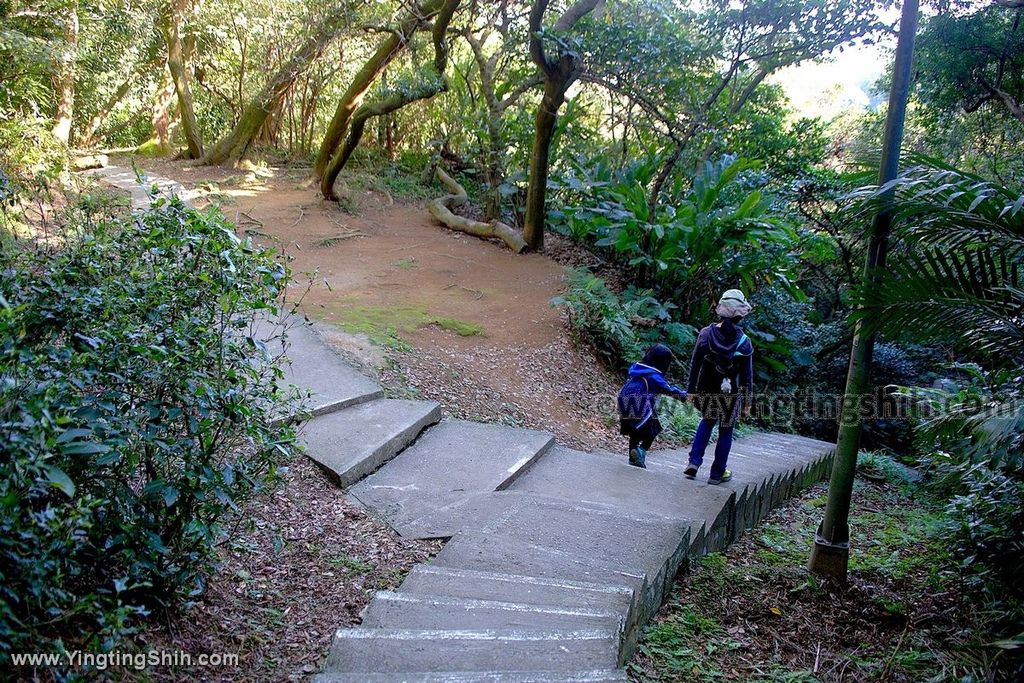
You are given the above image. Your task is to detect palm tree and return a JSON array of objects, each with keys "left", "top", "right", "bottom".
[
  {"left": 850, "top": 156, "right": 1024, "bottom": 467},
  {"left": 809, "top": 0, "right": 920, "bottom": 580}
]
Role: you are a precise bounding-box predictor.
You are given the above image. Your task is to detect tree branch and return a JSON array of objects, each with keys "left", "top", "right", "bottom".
[
  {"left": 496, "top": 74, "right": 544, "bottom": 111},
  {"left": 551, "top": 0, "right": 606, "bottom": 32}
]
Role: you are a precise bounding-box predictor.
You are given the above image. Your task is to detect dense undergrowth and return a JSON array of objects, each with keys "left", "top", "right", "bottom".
[
  {"left": 631, "top": 454, "right": 1024, "bottom": 682},
  {"left": 1, "top": 179, "right": 298, "bottom": 673}
]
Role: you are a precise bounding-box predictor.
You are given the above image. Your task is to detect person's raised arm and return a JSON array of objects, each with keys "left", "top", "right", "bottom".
[{"left": 646, "top": 372, "right": 688, "bottom": 400}]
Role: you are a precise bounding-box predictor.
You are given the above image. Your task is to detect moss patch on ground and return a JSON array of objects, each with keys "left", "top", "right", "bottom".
[
  {"left": 629, "top": 454, "right": 997, "bottom": 682},
  {"left": 324, "top": 304, "right": 484, "bottom": 347}
]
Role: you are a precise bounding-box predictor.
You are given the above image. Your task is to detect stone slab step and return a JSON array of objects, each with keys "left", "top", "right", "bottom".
[
  {"left": 505, "top": 449, "right": 736, "bottom": 558},
  {"left": 430, "top": 533, "right": 646, "bottom": 601},
  {"left": 653, "top": 431, "right": 833, "bottom": 483},
  {"left": 302, "top": 399, "right": 442, "bottom": 487},
  {"left": 349, "top": 420, "right": 554, "bottom": 538},
  {"left": 510, "top": 446, "right": 735, "bottom": 526},
  {"left": 360, "top": 591, "right": 624, "bottom": 633},
  {"left": 84, "top": 166, "right": 186, "bottom": 209},
  {"left": 429, "top": 493, "right": 691, "bottom": 623},
  {"left": 470, "top": 493, "right": 691, "bottom": 582},
  {"left": 267, "top": 317, "right": 383, "bottom": 418},
  {"left": 313, "top": 669, "right": 628, "bottom": 682},
  {"left": 323, "top": 629, "right": 619, "bottom": 673},
  {"left": 398, "top": 565, "right": 634, "bottom": 617}
]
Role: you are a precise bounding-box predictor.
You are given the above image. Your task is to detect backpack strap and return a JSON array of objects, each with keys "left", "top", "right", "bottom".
[{"left": 733, "top": 333, "right": 748, "bottom": 357}]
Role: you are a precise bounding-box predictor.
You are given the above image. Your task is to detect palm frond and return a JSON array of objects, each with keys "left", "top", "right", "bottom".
[
  {"left": 847, "top": 159, "right": 1024, "bottom": 366},
  {"left": 845, "top": 162, "right": 1024, "bottom": 259},
  {"left": 852, "top": 246, "right": 1024, "bottom": 362}
]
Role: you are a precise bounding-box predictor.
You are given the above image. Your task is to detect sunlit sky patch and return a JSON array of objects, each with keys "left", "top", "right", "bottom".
[{"left": 771, "top": 4, "right": 905, "bottom": 121}]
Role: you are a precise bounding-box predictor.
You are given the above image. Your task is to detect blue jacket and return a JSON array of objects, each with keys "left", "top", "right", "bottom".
[{"left": 618, "top": 344, "right": 688, "bottom": 428}]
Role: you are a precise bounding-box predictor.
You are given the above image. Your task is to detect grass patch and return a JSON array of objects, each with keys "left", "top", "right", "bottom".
[
  {"left": 133, "top": 139, "right": 169, "bottom": 157},
  {"left": 328, "top": 554, "right": 375, "bottom": 575},
  {"left": 338, "top": 164, "right": 437, "bottom": 203},
  {"left": 630, "top": 463, "right": 995, "bottom": 682},
  {"left": 392, "top": 257, "right": 417, "bottom": 269},
  {"left": 432, "top": 316, "right": 485, "bottom": 337},
  {"left": 325, "top": 304, "right": 484, "bottom": 347}
]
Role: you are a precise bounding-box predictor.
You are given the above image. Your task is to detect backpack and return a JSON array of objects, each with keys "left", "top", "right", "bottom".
[{"left": 706, "top": 332, "right": 748, "bottom": 377}]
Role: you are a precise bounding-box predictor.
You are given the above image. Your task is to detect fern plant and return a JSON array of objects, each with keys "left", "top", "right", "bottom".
[{"left": 849, "top": 156, "right": 1024, "bottom": 467}]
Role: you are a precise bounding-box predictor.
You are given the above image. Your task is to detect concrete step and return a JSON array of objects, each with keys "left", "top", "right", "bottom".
[
  {"left": 429, "top": 493, "right": 691, "bottom": 625},
  {"left": 302, "top": 399, "right": 442, "bottom": 487},
  {"left": 264, "top": 317, "right": 383, "bottom": 418},
  {"left": 473, "top": 492, "right": 691, "bottom": 583},
  {"left": 360, "top": 591, "right": 624, "bottom": 633},
  {"left": 313, "top": 669, "right": 628, "bottom": 682},
  {"left": 323, "top": 628, "right": 619, "bottom": 673},
  {"left": 398, "top": 565, "right": 634, "bottom": 617},
  {"left": 429, "top": 532, "right": 645, "bottom": 599},
  {"left": 349, "top": 420, "right": 554, "bottom": 538},
  {"left": 691, "top": 431, "right": 831, "bottom": 464},
  {"left": 509, "top": 447, "right": 738, "bottom": 559},
  {"left": 653, "top": 431, "right": 833, "bottom": 482},
  {"left": 511, "top": 446, "right": 734, "bottom": 524},
  {"left": 84, "top": 166, "right": 185, "bottom": 209}
]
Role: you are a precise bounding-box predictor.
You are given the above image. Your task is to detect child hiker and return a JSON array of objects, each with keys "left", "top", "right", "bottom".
[
  {"left": 684, "top": 289, "right": 754, "bottom": 484},
  {"left": 617, "top": 343, "right": 688, "bottom": 468}
]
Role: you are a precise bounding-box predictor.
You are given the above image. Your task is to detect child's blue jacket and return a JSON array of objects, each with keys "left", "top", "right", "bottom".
[{"left": 618, "top": 358, "right": 688, "bottom": 429}]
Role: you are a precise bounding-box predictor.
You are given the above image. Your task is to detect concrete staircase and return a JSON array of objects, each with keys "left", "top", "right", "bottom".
[
  {"left": 275, "top": 319, "right": 833, "bottom": 683},
  {"left": 88, "top": 167, "right": 834, "bottom": 682}
]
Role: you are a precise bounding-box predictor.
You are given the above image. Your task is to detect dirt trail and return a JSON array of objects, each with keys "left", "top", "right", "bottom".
[{"left": 136, "top": 159, "right": 623, "bottom": 452}]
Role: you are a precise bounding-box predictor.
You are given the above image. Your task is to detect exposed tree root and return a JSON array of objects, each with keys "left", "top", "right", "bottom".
[{"left": 428, "top": 169, "right": 527, "bottom": 253}]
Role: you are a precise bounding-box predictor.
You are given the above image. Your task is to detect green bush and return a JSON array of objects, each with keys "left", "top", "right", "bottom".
[
  {"left": 558, "top": 155, "right": 800, "bottom": 318},
  {"left": 926, "top": 460, "right": 1024, "bottom": 593},
  {"left": 0, "top": 196, "right": 297, "bottom": 663},
  {"left": 0, "top": 115, "right": 66, "bottom": 196},
  {"left": 552, "top": 268, "right": 695, "bottom": 372}
]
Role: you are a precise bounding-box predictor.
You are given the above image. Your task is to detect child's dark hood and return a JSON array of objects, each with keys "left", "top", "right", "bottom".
[
  {"left": 632, "top": 343, "right": 674, "bottom": 375},
  {"left": 706, "top": 323, "right": 753, "bottom": 358}
]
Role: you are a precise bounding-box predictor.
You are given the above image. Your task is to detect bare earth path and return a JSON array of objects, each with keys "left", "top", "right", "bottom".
[{"left": 122, "top": 158, "right": 625, "bottom": 451}]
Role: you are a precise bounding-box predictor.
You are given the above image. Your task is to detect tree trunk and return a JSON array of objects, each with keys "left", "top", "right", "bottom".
[
  {"left": 313, "top": 0, "right": 445, "bottom": 183},
  {"left": 150, "top": 67, "right": 176, "bottom": 153},
  {"left": 78, "top": 78, "right": 131, "bottom": 148},
  {"left": 808, "top": 0, "right": 919, "bottom": 581},
  {"left": 79, "top": 56, "right": 162, "bottom": 148},
  {"left": 161, "top": 0, "right": 203, "bottom": 159},
  {"left": 429, "top": 168, "right": 527, "bottom": 252},
  {"left": 51, "top": 2, "right": 79, "bottom": 144},
  {"left": 482, "top": 121, "right": 504, "bottom": 221},
  {"left": 200, "top": 10, "right": 351, "bottom": 166},
  {"left": 521, "top": 0, "right": 605, "bottom": 251},
  {"left": 523, "top": 74, "right": 571, "bottom": 250},
  {"left": 319, "top": 0, "right": 458, "bottom": 200},
  {"left": 464, "top": 29, "right": 522, "bottom": 222},
  {"left": 986, "top": 82, "right": 1024, "bottom": 124}
]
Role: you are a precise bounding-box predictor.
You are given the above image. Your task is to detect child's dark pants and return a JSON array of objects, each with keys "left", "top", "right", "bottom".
[{"left": 625, "top": 418, "right": 660, "bottom": 452}]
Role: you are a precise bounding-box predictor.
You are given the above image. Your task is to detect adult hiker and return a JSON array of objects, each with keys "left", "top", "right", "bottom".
[
  {"left": 617, "top": 343, "right": 688, "bottom": 469},
  {"left": 684, "top": 289, "right": 754, "bottom": 484}
]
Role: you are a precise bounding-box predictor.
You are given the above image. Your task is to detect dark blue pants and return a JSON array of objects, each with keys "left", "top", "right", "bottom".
[{"left": 688, "top": 417, "right": 733, "bottom": 479}]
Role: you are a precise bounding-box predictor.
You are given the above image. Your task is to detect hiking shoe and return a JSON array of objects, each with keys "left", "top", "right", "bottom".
[
  {"left": 708, "top": 469, "right": 733, "bottom": 485},
  {"left": 628, "top": 448, "right": 647, "bottom": 469},
  {"left": 684, "top": 465, "right": 698, "bottom": 480}
]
